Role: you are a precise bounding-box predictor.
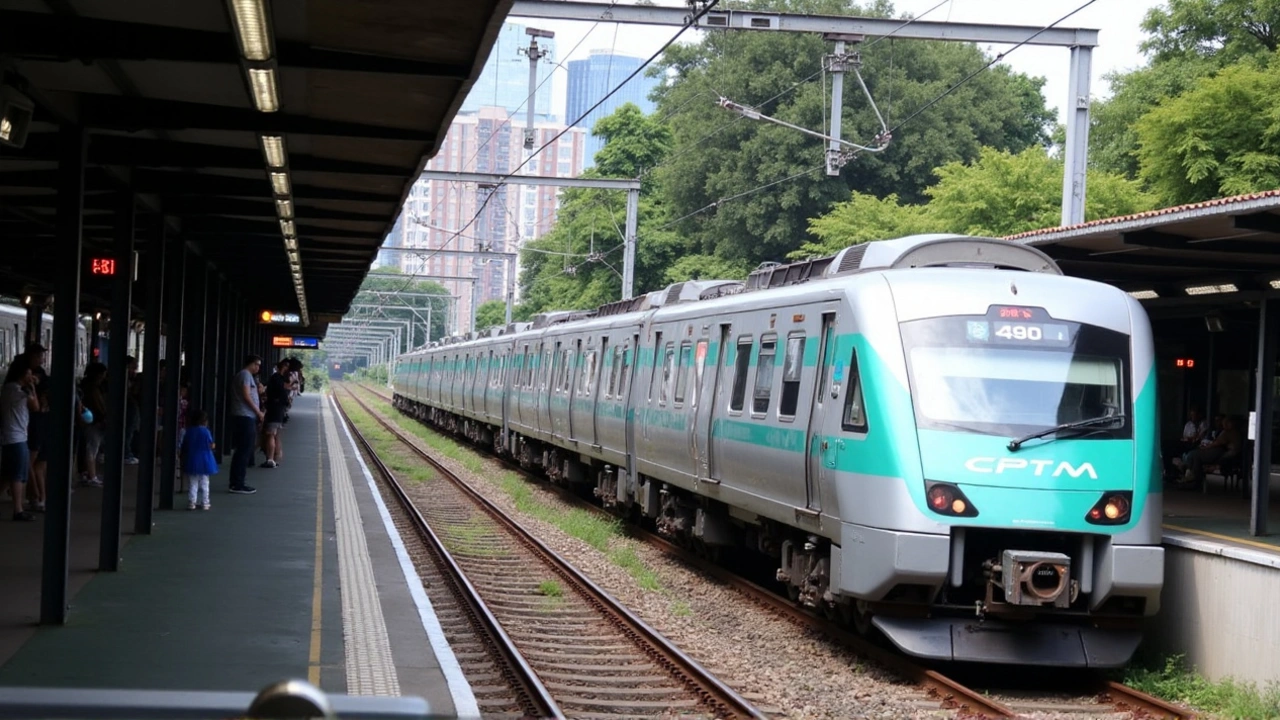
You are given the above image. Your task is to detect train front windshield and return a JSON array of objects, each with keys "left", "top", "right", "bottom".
[{"left": 899, "top": 307, "right": 1132, "bottom": 439}]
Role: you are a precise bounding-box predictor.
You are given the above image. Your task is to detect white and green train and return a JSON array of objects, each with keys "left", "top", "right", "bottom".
[{"left": 391, "top": 234, "right": 1164, "bottom": 668}]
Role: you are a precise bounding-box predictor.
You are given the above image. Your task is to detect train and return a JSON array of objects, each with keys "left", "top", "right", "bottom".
[
  {"left": 0, "top": 302, "right": 91, "bottom": 378},
  {"left": 390, "top": 234, "right": 1164, "bottom": 668}
]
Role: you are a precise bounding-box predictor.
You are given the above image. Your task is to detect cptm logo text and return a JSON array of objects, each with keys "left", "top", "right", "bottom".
[{"left": 964, "top": 457, "right": 1098, "bottom": 479}]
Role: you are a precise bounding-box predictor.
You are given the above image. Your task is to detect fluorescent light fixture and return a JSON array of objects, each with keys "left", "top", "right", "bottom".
[
  {"left": 288, "top": 251, "right": 300, "bottom": 263},
  {"left": 284, "top": 238, "right": 298, "bottom": 251},
  {"left": 1185, "top": 283, "right": 1239, "bottom": 295},
  {"left": 1128, "top": 290, "right": 1159, "bottom": 300},
  {"left": 279, "top": 219, "right": 295, "bottom": 237},
  {"left": 261, "top": 135, "right": 285, "bottom": 167},
  {"left": 276, "top": 198, "right": 293, "bottom": 219},
  {"left": 270, "top": 172, "right": 290, "bottom": 195},
  {"left": 1270, "top": 279, "right": 1280, "bottom": 290},
  {"left": 229, "top": 0, "right": 272, "bottom": 61},
  {"left": 248, "top": 68, "right": 279, "bottom": 112}
]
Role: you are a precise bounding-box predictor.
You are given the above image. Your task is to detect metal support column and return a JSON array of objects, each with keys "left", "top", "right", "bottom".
[
  {"left": 158, "top": 237, "right": 185, "bottom": 507},
  {"left": 184, "top": 258, "right": 208, "bottom": 409},
  {"left": 1251, "top": 299, "right": 1277, "bottom": 536},
  {"left": 42, "top": 125, "right": 86, "bottom": 624},
  {"left": 135, "top": 218, "right": 166, "bottom": 533},
  {"left": 100, "top": 192, "right": 135, "bottom": 572},
  {"left": 203, "top": 276, "right": 223, "bottom": 421},
  {"left": 622, "top": 187, "right": 639, "bottom": 300},
  {"left": 1060, "top": 45, "right": 1093, "bottom": 227},
  {"left": 24, "top": 297, "right": 45, "bottom": 348},
  {"left": 216, "top": 295, "right": 237, "bottom": 462},
  {"left": 825, "top": 39, "right": 847, "bottom": 177}
]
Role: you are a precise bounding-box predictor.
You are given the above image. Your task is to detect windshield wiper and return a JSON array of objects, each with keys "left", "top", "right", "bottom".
[{"left": 1007, "top": 414, "right": 1126, "bottom": 452}]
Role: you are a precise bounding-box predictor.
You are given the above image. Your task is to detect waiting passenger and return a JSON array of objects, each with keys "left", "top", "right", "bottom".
[
  {"left": 2, "top": 357, "right": 40, "bottom": 521},
  {"left": 78, "top": 362, "right": 107, "bottom": 488},
  {"left": 227, "top": 355, "right": 262, "bottom": 495},
  {"left": 182, "top": 408, "right": 218, "bottom": 511},
  {"left": 1180, "top": 415, "right": 1242, "bottom": 490},
  {"left": 260, "top": 359, "right": 291, "bottom": 468}
]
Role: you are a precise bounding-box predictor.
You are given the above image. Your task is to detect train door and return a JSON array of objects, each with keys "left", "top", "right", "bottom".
[
  {"left": 568, "top": 338, "right": 581, "bottom": 442},
  {"left": 591, "top": 336, "right": 607, "bottom": 446},
  {"left": 804, "top": 311, "right": 838, "bottom": 513},
  {"left": 540, "top": 341, "right": 559, "bottom": 435},
  {"left": 694, "top": 323, "right": 729, "bottom": 482},
  {"left": 623, "top": 332, "right": 640, "bottom": 487}
]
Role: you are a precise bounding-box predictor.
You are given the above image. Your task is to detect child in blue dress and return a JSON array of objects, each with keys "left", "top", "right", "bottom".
[{"left": 182, "top": 408, "right": 218, "bottom": 510}]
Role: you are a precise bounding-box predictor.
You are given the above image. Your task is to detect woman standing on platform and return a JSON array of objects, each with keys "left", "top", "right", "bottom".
[{"left": 1, "top": 357, "right": 40, "bottom": 521}]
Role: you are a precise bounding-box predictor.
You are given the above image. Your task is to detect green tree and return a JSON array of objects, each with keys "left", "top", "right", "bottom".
[
  {"left": 474, "top": 299, "right": 508, "bottom": 331},
  {"left": 1141, "top": 0, "right": 1280, "bottom": 63},
  {"left": 347, "top": 267, "right": 450, "bottom": 346},
  {"left": 1135, "top": 60, "right": 1280, "bottom": 204},
  {"left": 800, "top": 146, "right": 1154, "bottom": 255},
  {"left": 1089, "top": 0, "right": 1278, "bottom": 179},
  {"left": 519, "top": 103, "right": 687, "bottom": 314},
  {"left": 651, "top": 0, "right": 1055, "bottom": 269}
]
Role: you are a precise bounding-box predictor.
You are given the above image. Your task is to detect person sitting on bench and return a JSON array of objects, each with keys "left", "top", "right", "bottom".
[{"left": 1179, "top": 415, "right": 1241, "bottom": 490}]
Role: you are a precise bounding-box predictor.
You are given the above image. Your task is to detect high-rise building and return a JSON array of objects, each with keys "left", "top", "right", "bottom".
[
  {"left": 565, "top": 50, "right": 660, "bottom": 166},
  {"left": 396, "top": 107, "right": 587, "bottom": 334},
  {"left": 461, "top": 23, "right": 557, "bottom": 120},
  {"left": 374, "top": 213, "right": 404, "bottom": 269}
]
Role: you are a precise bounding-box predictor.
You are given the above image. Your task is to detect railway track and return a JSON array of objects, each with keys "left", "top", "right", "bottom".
[
  {"left": 348, "top": 383, "right": 1196, "bottom": 720},
  {"left": 333, "top": 385, "right": 766, "bottom": 720}
]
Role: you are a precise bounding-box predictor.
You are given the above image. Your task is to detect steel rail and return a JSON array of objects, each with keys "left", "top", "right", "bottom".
[
  {"left": 337, "top": 385, "right": 767, "bottom": 720},
  {"left": 329, "top": 393, "right": 562, "bottom": 719}
]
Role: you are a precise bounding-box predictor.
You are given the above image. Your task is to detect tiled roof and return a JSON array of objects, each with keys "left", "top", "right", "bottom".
[{"left": 1004, "top": 189, "right": 1280, "bottom": 242}]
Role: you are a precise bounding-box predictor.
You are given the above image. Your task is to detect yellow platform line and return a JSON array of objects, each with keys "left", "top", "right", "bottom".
[
  {"left": 1163, "top": 523, "right": 1280, "bottom": 553},
  {"left": 309, "top": 410, "right": 324, "bottom": 686}
]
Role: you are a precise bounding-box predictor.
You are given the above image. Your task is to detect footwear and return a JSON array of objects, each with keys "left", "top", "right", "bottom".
[
  {"left": 202, "top": 503, "right": 211, "bottom": 510},
  {"left": 188, "top": 502, "right": 196, "bottom": 510},
  {"left": 12, "top": 512, "right": 34, "bottom": 521},
  {"left": 229, "top": 485, "right": 257, "bottom": 495},
  {"left": 260, "top": 460, "right": 277, "bottom": 468}
]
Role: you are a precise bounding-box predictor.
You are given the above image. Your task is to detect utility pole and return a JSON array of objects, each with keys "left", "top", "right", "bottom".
[{"left": 520, "top": 28, "right": 555, "bottom": 151}]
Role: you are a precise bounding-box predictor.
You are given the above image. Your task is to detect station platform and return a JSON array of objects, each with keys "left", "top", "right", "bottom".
[
  {"left": 0, "top": 394, "right": 476, "bottom": 717},
  {"left": 1162, "top": 472, "right": 1280, "bottom": 555}
]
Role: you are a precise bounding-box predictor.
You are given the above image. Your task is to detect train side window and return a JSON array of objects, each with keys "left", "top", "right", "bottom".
[
  {"left": 841, "top": 349, "right": 868, "bottom": 432},
  {"left": 659, "top": 342, "right": 675, "bottom": 405},
  {"left": 752, "top": 337, "right": 777, "bottom": 415},
  {"left": 648, "top": 333, "right": 663, "bottom": 401},
  {"left": 605, "top": 346, "right": 620, "bottom": 398},
  {"left": 674, "top": 341, "right": 691, "bottom": 404},
  {"left": 580, "top": 350, "right": 597, "bottom": 396},
  {"left": 729, "top": 337, "right": 752, "bottom": 412},
  {"left": 779, "top": 334, "right": 805, "bottom": 419},
  {"left": 618, "top": 345, "right": 630, "bottom": 398}
]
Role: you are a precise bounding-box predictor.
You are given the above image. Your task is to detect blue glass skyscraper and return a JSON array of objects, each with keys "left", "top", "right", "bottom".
[
  {"left": 461, "top": 23, "right": 557, "bottom": 119},
  {"left": 565, "top": 51, "right": 660, "bottom": 167}
]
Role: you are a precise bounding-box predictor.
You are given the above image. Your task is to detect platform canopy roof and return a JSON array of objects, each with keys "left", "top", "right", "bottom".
[
  {"left": 0, "top": 0, "right": 511, "bottom": 330},
  {"left": 1007, "top": 191, "right": 1280, "bottom": 312}
]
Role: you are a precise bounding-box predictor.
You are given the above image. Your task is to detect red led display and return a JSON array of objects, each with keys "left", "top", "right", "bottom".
[
  {"left": 995, "top": 306, "right": 1034, "bottom": 319},
  {"left": 1175, "top": 358, "right": 1196, "bottom": 368},
  {"left": 90, "top": 257, "right": 116, "bottom": 276}
]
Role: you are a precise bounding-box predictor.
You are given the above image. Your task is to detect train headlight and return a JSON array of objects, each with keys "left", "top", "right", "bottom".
[
  {"left": 925, "top": 482, "right": 978, "bottom": 518},
  {"left": 1085, "top": 491, "right": 1133, "bottom": 525}
]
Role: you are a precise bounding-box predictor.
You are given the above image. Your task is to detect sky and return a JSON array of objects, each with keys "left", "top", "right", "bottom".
[{"left": 506, "top": 0, "right": 1168, "bottom": 127}]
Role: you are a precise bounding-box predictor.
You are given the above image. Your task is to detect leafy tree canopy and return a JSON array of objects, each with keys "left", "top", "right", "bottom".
[
  {"left": 1090, "top": 0, "right": 1278, "bottom": 183},
  {"left": 474, "top": 299, "right": 508, "bottom": 331},
  {"left": 650, "top": 0, "right": 1055, "bottom": 268},
  {"left": 799, "top": 146, "right": 1153, "bottom": 256},
  {"left": 1135, "top": 59, "right": 1280, "bottom": 204}
]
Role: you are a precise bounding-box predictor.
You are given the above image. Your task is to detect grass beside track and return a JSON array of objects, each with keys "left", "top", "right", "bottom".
[
  {"left": 342, "top": 384, "right": 666, "bottom": 595},
  {"left": 1121, "top": 653, "right": 1280, "bottom": 719}
]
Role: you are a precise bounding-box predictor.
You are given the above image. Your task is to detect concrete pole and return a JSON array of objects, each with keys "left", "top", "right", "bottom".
[
  {"left": 622, "top": 186, "right": 639, "bottom": 300},
  {"left": 1061, "top": 46, "right": 1093, "bottom": 226}
]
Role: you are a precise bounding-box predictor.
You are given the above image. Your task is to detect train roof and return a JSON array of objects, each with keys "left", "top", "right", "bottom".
[{"left": 407, "top": 235, "right": 1067, "bottom": 356}]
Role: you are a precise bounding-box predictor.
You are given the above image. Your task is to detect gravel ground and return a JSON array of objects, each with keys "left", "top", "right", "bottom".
[{"left": 345, "top": 386, "right": 1149, "bottom": 720}]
